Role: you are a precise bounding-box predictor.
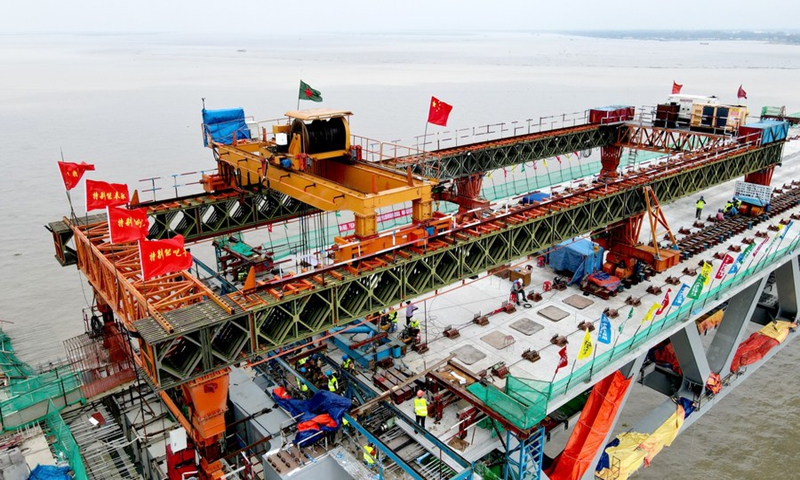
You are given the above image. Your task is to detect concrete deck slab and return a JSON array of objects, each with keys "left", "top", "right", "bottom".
[{"left": 510, "top": 318, "right": 545, "bottom": 336}]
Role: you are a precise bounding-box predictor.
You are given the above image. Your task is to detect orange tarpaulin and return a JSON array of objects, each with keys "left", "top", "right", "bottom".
[
  {"left": 731, "top": 320, "right": 795, "bottom": 372},
  {"left": 548, "top": 371, "right": 632, "bottom": 480}
]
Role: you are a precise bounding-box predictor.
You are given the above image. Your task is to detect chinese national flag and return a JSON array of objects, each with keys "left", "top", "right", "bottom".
[
  {"left": 737, "top": 85, "right": 747, "bottom": 100},
  {"left": 671, "top": 81, "right": 683, "bottom": 95},
  {"left": 107, "top": 206, "right": 149, "bottom": 244},
  {"left": 427, "top": 96, "right": 453, "bottom": 126},
  {"left": 555, "top": 346, "right": 568, "bottom": 372},
  {"left": 86, "top": 179, "right": 129, "bottom": 212},
  {"left": 138, "top": 235, "right": 192, "bottom": 280},
  {"left": 58, "top": 161, "right": 95, "bottom": 191}
]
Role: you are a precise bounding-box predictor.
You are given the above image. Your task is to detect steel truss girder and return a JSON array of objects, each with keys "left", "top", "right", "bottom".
[
  {"left": 134, "top": 142, "right": 784, "bottom": 390},
  {"left": 143, "top": 188, "right": 316, "bottom": 242},
  {"left": 398, "top": 124, "right": 616, "bottom": 180},
  {"left": 616, "top": 124, "right": 731, "bottom": 154}
]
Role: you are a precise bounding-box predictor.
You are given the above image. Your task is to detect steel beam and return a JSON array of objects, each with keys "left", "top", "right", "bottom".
[
  {"left": 670, "top": 322, "right": 712, "bottom": 386},
  {"left": 395, "top": 124, "right": 616, "bottom": 181},
  {"left": 707, "top": 277, "right": 769, "bottom": 377},
  {"left": 133, "top": 142, "right": 784, "bottom": 390},
  {"left": 774, "top": 256, "right": 800, "bottom": 319}
]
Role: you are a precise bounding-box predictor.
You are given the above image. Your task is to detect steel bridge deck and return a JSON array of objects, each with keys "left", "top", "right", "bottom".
[{"left": 132, "top": 141, "right": 784, "bottom": 390}]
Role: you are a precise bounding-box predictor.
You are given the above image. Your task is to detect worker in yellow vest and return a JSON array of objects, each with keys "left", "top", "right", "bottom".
[
  {"left": 363, "top": 443, "right": 376, "bottom": 468},
  {"left": 409, "top": 318, "right": 421, "bottom": 343},
  {"left": 388, "top": 310, "right": 398, "bottom": 333},
  {"left": 695, "top": 196, "right": 706, "bottom": 220},
  {"left": 341, "top": 355, "right": 354, "bottom": 372},
  {"left": 326, "top": 370, "right": 338, "bottom": 393},
  {"left": 414, "top": 390, "right": 428, "bottom": 431},
  {"left": 296, "top": 367, "right": 309, "bottom": 397}
]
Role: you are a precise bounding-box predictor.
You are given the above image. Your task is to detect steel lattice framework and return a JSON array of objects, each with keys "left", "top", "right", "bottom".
[
  {"left": 131, "top": 141, "right": 784, "bottom": 390},
  {"left": 616, "top": 124, "right": 732, "bottom": 153},
  {"left": 391, "top": 124, "right": 617, "bottom": 180}
]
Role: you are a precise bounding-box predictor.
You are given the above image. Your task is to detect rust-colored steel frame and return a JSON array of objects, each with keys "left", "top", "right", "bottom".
[
  {"left": 69, "top": 218, "right": 231, "bottom": 336},
  {"left": 132, "top": 141, "right": 785, "bottom": 391},
  {"left": 616, "top": 124, "right": 731, "bottom": 154}
]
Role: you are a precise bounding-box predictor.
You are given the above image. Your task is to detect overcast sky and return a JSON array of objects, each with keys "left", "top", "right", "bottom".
[{"left": 4, "top": 0, "right": 800, "bottom": 34}]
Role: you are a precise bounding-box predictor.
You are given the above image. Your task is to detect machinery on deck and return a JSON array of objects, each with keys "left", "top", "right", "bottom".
[{"left": 45, "top": 100, "right": 792, "bottom": 479}]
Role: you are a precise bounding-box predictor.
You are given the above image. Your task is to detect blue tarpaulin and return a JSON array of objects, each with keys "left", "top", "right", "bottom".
[
  {"left": 549, "top": 239, "right": 604, "bottom": 284},
  {"left": 521, "top": 192, "right": 550, "bottom": 204},
  {"left": 271, "top": 390, "right": 352, "bottom": 446},
  {"left": 29, "top": 465, "right": 72, "bottom": 480},
  {"left": 202, "top": 108, "right": 251, "bottom": 146}
]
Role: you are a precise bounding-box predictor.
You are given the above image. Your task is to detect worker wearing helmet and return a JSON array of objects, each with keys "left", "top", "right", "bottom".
[
  {"left": 414, "top": 390, "right": 428, "bottom": 430},
  {"left": 326, "top": 370, "right": 338, "bottom": 393},
  {"left": 341, "top": 355, "right": 354, "bottom": 372},
  {"left": 387, "top": 309, "right": 398, "bottom": 333},
  {"left": 296, "top": 367, "right": 309, "bottom": 395},
  {"left": 696, "top": 196, "right": 706, "bottom": 220},
  {"left": 511, "top": 279, "right": 525, "bottom": 306},
  {"left": 363, "top": 443, "right": 376, "bottom": 468}
]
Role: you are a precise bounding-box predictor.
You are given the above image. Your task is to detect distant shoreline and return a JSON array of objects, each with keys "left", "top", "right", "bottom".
[{"left": 556, "top": 30, "right": 800, "bottom": 45}]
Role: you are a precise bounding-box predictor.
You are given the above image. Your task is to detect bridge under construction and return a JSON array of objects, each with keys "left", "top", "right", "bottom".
[{"left": 31, "top": 98, "right": 800, "bottom": 480}]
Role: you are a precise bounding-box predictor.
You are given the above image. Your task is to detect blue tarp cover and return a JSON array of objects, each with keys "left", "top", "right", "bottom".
[
  {"left": 202, "top": 108, "right": 251, "bottom": 146},
  {"left": 521, "top": 192, "right": 551, "bottom": 204},
  {"left": 271, "top": 390, "right": 352, "bottom": 446},
  {"left": 29, "top": 465, "right": 72, "bottom": 480},
  {"left": 549, "top": 239, "right": 603, "bottom": 284}
]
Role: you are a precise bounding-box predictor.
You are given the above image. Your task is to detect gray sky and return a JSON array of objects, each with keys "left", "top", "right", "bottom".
[{"left": 5, "top": 0, "right": 800, "bottom": 34}]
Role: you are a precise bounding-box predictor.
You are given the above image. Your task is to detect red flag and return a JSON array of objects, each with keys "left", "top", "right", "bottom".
[
  {"left": 427, "top": 96, "right": 453, "bottom": 126},
  {"left": 671, "top": 81, "right": 683, "bottom": 95},
  {"left": 737, "top": 85, "right": 747, "bottom": 100},
  {"left": 656, "top": 288, "right": 672, "bottom": 315},
  {"left": 716, "top": 254, "right": 735, "bottom": 279},
  {"left": 556, "top": 346, "right": 568, "bottom": 371},
  {"left": 107, "top": 206, "right": 149, "bottom": 244},
  {"left": 58, "top": 161, "right": 95, "bottom": 191},
  {"left": 86, "top": 179, "right": 129, "bottom": 212},
  {"left": 138, "top": 235, "right": 192, "bottom": 280}
]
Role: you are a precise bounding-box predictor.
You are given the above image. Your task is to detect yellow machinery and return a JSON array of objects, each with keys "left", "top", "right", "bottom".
[{"left": 204, "top": 109, "right": 438, "bottom": 259}]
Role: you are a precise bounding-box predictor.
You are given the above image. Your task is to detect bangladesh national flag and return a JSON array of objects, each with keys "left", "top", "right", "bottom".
[{"left": 299, "top": 80, "right": 322, "bottom": 102}]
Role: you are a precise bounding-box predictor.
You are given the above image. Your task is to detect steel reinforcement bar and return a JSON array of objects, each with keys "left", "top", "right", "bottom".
[{"left": 132, "top": 141, "right": 784, "bottom": 390}]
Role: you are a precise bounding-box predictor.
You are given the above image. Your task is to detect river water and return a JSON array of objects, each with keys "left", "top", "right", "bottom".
[{"left": 1, "top": 32, "right": 799, "bottom": 477}]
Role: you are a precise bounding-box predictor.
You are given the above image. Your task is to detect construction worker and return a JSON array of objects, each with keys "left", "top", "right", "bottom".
[
  {"left": 296, "top": 355, "right": 308, "bottom": 370},
  {"left": 363, "top": 443, "right": 376, "bottom": 468},
  {"left": 326, "top": 370, "right": 338, "bottom": 393},
  {"left": 716, "top": 209, "right": 725, "bottom": 222},
  {"left": 695, "top": 196, "right": 706, "bottom": 220},
  {"left": 341, "top": 355, "right": 354, "bottom": 372},
  {"left": 409, "top": 317, "right": 421, "bottom": 343},
  {"left": 414, "top": 390, "right": 428, "bottom": 430},
  {"left": 387, "top": 309, "right": 398, "bottom": 333},
  {"left": 405, "top": 300, "right": 418, "bottom": 327},
  {"left": 724, "top": 199, "right": 734, "bottom": 216},
  {"left": 296, "top": 368, "right": 309, "bottom": 396},
  {"left": 734, "top": 197, "right": 742, "bottom": 210},
  {"left": 511, "top": 279, "right": 525, "bottom": 306}
]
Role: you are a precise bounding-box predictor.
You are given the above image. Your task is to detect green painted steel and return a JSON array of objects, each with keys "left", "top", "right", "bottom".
[
  {"left": 411, "top": 124, "right": 616, "bottom": 180},
  {"left": 133, "top": 142, "right": 784, "bottom": 390}
]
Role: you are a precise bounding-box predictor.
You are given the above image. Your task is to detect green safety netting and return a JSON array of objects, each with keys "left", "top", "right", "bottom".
[
  {"left": 470, "top": 233, "right": 800, "bottom": 431},
  {"left": 547, "top": 234, "right": 800, "bottom": 399},
  {"left": 1, "top": 368, "right": 82, "bottom": 418},
  {"left": 44, "top": 400, "right": 88, "bottom": 480},
  {"left": 761, "top": 106, "right": 784, "bottom": 116},
  {"left": 0, "top": 331, "right": 37, "bottom": 383}
]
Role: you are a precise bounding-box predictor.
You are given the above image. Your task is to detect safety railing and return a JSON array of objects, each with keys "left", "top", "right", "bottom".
[
  {"left": 44, "top": 399, "right": 89, "bottom": 480},
  {"left": 137, "top": 169, "right": 217, "bottom": 202},
  {"left": 413, "top": 111, "right": 590, "bottom": 152},
  {"left": 546, "top": 232, "right": 800, "bottom": 402}
]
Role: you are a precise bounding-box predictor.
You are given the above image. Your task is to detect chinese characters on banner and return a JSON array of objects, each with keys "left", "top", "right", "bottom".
[
  {"left": 86, "top": 179, "right": 129, "bottom": 211},
  {"left": 107, "top": 206, "right": 149, "bottom": 244},
  {"left": 138, "top": 235, "right": 192, "bottom": 280}
]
